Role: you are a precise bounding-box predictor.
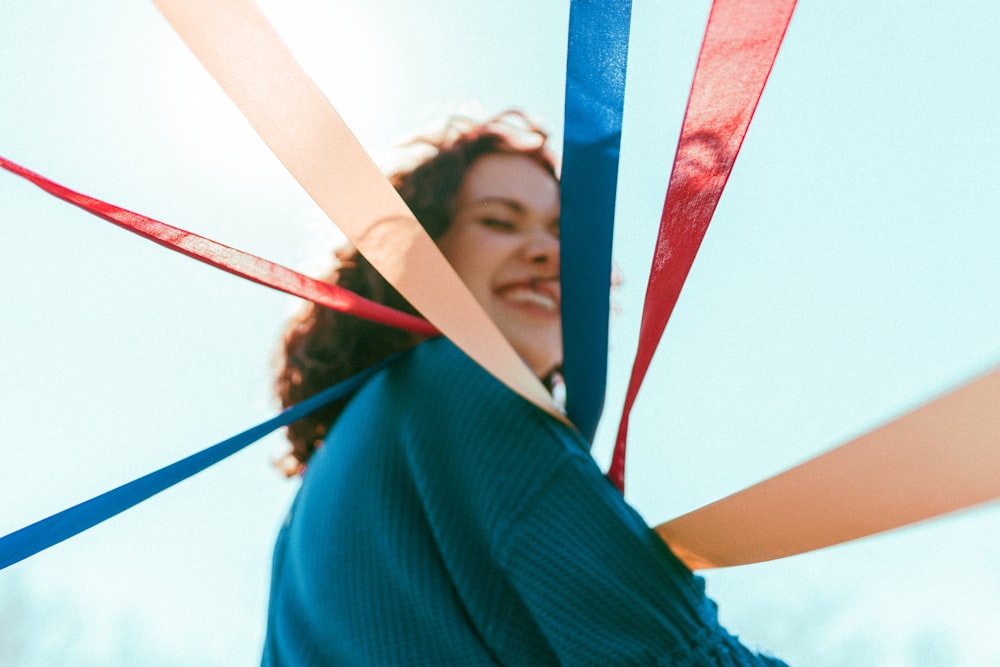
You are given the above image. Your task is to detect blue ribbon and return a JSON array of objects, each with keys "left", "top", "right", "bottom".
[
  {"left": 0, "top": 358, "right": 394, "bottom": 570},
  {"left": 560, "top": 0, "right": 633, "bottom": 443}
]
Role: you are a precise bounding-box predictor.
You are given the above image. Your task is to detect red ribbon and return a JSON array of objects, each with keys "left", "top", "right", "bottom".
[
  {"left": 609, "top": 0, "right": 797, "bottom": 490},
  {"left": 0, "top": 155, "right": 438, "bottom": 337}
]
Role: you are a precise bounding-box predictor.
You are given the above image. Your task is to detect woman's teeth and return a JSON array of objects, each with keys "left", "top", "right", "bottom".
[{"left": 502, "top": 286, "right": 557, "bottom": 312}]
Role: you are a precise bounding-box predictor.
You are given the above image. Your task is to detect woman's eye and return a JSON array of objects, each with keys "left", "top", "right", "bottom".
[{"left": 481, "top": 217, "right": 516, "bottom": 231}]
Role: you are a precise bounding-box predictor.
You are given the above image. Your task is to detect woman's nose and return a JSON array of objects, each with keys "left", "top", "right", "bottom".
[{"left": 524, "top": 227, "right": 560, "bottom": 266}]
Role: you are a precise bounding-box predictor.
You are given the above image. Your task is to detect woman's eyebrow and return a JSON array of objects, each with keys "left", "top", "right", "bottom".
[{"left": 471, "top": 197, "right": 525, "bottom": 213}]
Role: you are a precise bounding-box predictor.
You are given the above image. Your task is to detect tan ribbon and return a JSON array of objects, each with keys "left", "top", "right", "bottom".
[
  {"left": 151, "top": 0, "right": 559, "bottom": 419},
  {"left": 658, "top": 363, "right": 1000, "bottom": 570}
]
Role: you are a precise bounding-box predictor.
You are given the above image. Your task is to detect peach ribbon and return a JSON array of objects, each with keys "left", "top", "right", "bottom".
[
  {"left": 659, "top": 363, "right": 1000, "bottom": 569},
  {"left": 151, "top": 0, "right": 560, "bottom": 420}
]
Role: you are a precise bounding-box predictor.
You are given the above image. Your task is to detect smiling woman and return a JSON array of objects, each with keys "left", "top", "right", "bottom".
[{"left": 264, "top": 112, "right": 788, "bottom": 665}]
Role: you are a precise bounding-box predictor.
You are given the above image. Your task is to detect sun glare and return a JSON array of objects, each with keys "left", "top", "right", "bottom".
[{"left": 154, "top": 0, "right": 391, "bottom": 181}]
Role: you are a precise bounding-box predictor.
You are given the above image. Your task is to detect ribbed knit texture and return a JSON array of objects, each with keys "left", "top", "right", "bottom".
[{"left": 262, "top": 338, "right": 787, "bottom": 666}]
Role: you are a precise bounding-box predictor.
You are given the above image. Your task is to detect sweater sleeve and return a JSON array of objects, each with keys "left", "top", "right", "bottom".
[
  {"left": 495, "top": 452, "right": 787, "bottom": 666},
  {"left": 395, "top": 340, "right": 786, "bottom": 666}
]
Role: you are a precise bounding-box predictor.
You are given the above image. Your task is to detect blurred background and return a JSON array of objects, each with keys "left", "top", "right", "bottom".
[{"left": 2, "top": 1, "right": 998, "bottom": 664}]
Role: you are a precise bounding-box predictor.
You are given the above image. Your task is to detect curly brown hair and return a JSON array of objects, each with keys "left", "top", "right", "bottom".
[{"left": 274, "top": 111, "right": 558, "bottom": 475}]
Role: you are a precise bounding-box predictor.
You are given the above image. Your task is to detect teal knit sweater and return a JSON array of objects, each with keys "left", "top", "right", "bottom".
[{"left": 262, "top": 338, "right": 786, "bottom": 666}]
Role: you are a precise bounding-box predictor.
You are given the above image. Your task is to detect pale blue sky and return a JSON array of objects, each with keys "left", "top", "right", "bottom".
[{"left": 2, "top": 1, "right": 999, "bottom": 664}]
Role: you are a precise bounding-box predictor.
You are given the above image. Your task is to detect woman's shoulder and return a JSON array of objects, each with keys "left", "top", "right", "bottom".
[
  {"left": 367, "top": 337, "right": 591, "bottom": 520},
  {"left": 395, "top": 336, "right": 499, "bottom": 386},
  {"left": 387, "top": 337, "right": 565, "bottom": 432}
]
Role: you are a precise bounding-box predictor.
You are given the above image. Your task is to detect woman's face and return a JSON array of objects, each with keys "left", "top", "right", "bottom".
[{"left": 437, "top": 153, "right": 562, "bottom": 379}]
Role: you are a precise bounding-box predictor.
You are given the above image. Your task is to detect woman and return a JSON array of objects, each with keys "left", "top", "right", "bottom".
[{"left": 263, "top": 112, "right": 786, "bottom": 666}]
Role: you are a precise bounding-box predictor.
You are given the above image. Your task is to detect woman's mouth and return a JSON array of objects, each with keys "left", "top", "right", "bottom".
[{"left": 496, "top": 280, "right": 560, "bottom": 314}]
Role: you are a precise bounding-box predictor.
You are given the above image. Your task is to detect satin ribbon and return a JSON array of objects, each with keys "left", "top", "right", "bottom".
[
  {"left": 659, "top": 363, "right": 1000, "bottom": 570},
  {"left": 559, "top": 0, "right": 632, "bottom": 444},
  {"left": 152, "top": 0, "right": 561, "bottom": 421},
  {"left": 0, "top": 358, "right": 394, "bottom": 571},
  {"left": 5, "top": 0, "right": 997, "bottom": 579},
  {"left": 609, "top": 0, "right": 798, "bottom": 490},
  {"left": 0, "top": 156, "right": 437, "bottom": 336}
]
